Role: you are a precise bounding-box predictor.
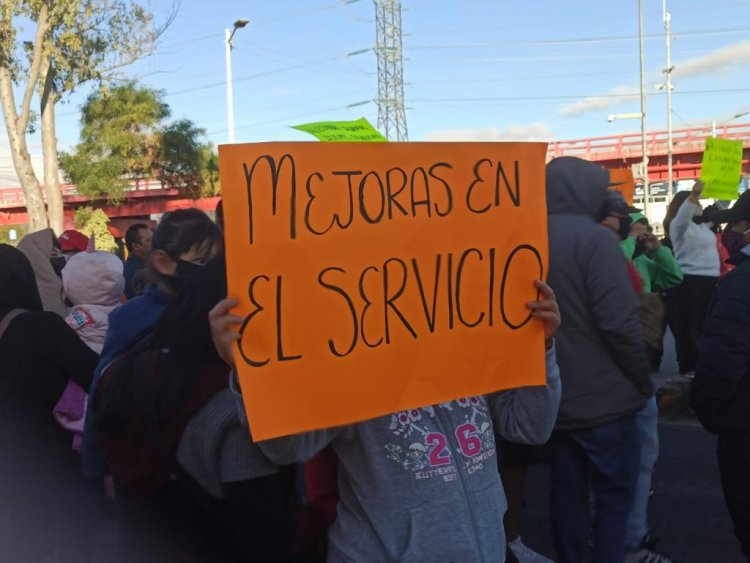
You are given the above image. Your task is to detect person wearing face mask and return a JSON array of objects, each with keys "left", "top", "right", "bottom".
[
  {"left": 662, "top": 181, "right": 720, "bottom": 378},
  {"left": 81, "top": 208, "right": 223, "bottom": 483},
  {"left": 710, "top": 189, "right": 750, "bottom": 262}
]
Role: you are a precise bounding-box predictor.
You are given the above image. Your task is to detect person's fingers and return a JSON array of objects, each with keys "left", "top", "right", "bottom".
[
  {"left": 209, "top": 297, "right": 238, "bottom": 321},
  {"left": 531, "top": 310, "right": 559, "bottom": 321},
  {"left": 533, "top": 279, "right": 555, "bottom": 300},
  {"left": 527, "top": 299, "right": 558, "bottom": 311}
]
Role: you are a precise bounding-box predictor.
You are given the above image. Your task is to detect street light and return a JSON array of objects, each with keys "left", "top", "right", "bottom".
[
  {"left": 660, "top": 0, "right": 675, "bottom": 200},
  {"left": 637, "top": 0, "right": 650, "bottom": 219},
  {"left": 712, "top": 111, "right": 750, "bottom": 137},
  {"left": 607, "top": 112, "right": 649, "bottom": 206},
  {"left": 225, "top": 19, "right": 249, "bottom": 143},
  {"left": 608, "top": 112, "right": 643, "bottom": 123}
]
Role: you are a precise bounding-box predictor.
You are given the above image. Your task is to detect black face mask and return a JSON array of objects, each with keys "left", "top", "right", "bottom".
[
  {"left": 616, "top": 216, "right": 632, "bottom": 241},
  {"left": 50, "top": 256, "right": 67, "bottom": 279},
  {"left": 172, "top": 259, "right": 205, "bottom": 291},
  {"left": 723, "top": 228, "right": 746, "bottom": 256}
]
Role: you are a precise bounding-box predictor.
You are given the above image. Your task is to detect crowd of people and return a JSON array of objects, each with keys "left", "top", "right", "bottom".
[{"left": 1, "top": 155, "right": 749, "bottom": 562}]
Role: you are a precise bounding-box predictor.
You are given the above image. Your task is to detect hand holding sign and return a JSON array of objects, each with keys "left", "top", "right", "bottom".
[
  {"left": 218, "top": 141, "right": 549, "bottom": 440},
  {"left": 701, "top": 138, "right": 743, "bottom": 200},
  {"left": 526, "top": 280, "right": 560, "bottom": 349}
]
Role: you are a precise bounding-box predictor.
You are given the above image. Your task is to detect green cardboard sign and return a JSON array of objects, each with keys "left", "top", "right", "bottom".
[
  {"left": 701, "top": 137, "right": 744, "bottom": 199},
  {"left": 291, "top": 118, "right": 387, "bottom": 142}
]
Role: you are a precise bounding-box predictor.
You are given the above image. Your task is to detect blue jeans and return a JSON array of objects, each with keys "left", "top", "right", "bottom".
[
  {"left": 626, "top": 397, "right": 659, "bottom": 549},
  {"left": 550, "top": 413, "right": 641, "bottom": 563}
]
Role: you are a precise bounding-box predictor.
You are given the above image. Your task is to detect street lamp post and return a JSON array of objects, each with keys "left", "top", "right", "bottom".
[
  {"left": 638, "top": 0, "right": 650, "bottom": 219},
  {"left": 662, "top": 0, "right": 674, "bottom": 200},
  {"left": 225, "top": 19, "right": 249, "bottom": 143},
  {"left": 712, "top": 111, "right": 750, "bottom": 137}
]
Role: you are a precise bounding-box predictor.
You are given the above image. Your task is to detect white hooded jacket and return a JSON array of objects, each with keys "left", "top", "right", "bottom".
[{"left": 62, "top": 251, "right": 125, "bottom": 353}]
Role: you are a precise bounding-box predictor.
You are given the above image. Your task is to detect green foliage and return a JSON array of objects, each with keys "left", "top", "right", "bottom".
[
  {"left": 199, "top": 143, "right": 221, "bottom": 197},
  {"left": 0, "top": 224, "right": 29, "bottom": 246},
  {"left": 60, "top": 82, "right": 168, "bottom": 200},
  {"left": 159, "top": 119, "right": 205, "bottom": 199},
  {"left": 60, "top": 82, "right": 213, "bottom": 201},
  {"left": 73, "top": 206, "right": 116, "bottom": 252}
]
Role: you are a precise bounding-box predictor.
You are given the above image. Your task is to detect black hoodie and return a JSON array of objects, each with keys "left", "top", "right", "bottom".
[{"left": 546, "top": 157, "right": 651, "bottom": 431}]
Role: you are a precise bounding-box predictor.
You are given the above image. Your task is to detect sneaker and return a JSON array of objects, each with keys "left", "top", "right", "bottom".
[
  {"left": 681, "top": 371, "right": 695, "bottom": 379},
  {"left": 507, "top": 537, "right": 554, "bottom": 563}
]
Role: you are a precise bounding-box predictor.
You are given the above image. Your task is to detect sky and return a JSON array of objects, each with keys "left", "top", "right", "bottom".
[{"left": 2, "top": 0, "right": 749, "bottom": 186}]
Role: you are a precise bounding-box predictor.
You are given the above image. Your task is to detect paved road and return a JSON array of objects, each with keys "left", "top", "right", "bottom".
[
  {"left": 520, "top": 421, "right": 744, "bottom": 563},
  {"left": 519, "top": 331, "right": 745, "bottom": 563}
]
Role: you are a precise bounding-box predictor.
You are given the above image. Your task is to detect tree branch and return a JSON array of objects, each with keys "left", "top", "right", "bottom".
[{"left": 19, "top": 3, "right": 49, "bottom": 131}]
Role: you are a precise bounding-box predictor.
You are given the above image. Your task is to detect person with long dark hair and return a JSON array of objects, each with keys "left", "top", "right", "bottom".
[
  {"left": 93, "top": 254, "right": 327, "bottom": 561},
  {"left": 663, "top": 181, "right": 720, "bottom": 377},
  {"left": 81, "top": 208, "right": 224, "bottom": 480}
]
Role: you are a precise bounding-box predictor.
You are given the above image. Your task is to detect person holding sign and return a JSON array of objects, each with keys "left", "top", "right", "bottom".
[
  {"left": 663, "top": 181, "right": 720, "bottom": 377},
  {"left": 209, "top": 284, "right": 561, "bottom": 562}
]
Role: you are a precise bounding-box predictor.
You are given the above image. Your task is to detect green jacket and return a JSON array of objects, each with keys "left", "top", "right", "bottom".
[{"left": 621, "top": 213, "right": 683, "bottom": 292}]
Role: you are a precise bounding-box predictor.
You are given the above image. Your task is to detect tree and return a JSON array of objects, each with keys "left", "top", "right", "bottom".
[
  {"left": 159, "top": 119, "right": 205, "bottom": 199},
  {"left": 199, "top": 143, "right": 221, "bottom": 197},
  {"left": 73, "top": 206, "right": 116, "bottom": 252},
  {"left": 60, "top": 82, "right": 212, "bottom": 201},
  {"left": 0, "top": 0, "right": 173, "bottom": 233}
]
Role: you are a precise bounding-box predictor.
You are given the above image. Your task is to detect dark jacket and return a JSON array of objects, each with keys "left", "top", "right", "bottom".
[
  {"left": 546, "top": 157, "right": 652, "bottom": 431},
  {"left": 0, "top": 244, "right": 97, "bottom": 414},
  {"left": 690, "top": 251, "right": 750, "bottom": 434}
]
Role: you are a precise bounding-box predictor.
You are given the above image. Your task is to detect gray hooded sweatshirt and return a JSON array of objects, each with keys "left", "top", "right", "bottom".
[
  {"left": 17, "top": 229, "right": 67, "bottom": 318},
  {"left": 235, "top": 349, "right": 560, "bottom": 562},
  {"left": 545, "top": 157, "right": 651, "bottom": 431}
]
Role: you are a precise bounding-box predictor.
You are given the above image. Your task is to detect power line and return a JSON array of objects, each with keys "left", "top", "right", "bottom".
[
  {"left": 406, "top": 27, "right": 748, "bottom": 50},
  {"left": 409, "top": 87, "right": 750, "bottom": 104}
]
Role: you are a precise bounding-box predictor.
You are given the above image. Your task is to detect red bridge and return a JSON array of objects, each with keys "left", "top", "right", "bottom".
[
  {"left": 1, "top": 123, "right": 749, "bottom": 231},
  {"left": 0, "top": 179, "right": 219, "bottom": 235},
  {"left": 548, "top": 122, "right": 750, "bottom": 192}
]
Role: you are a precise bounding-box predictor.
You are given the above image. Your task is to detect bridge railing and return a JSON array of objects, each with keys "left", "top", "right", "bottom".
[
  {"left": 547, "top": 122, "right": 750, "bottom": 161},
  {"left": 0, "top": 179, "right": 173, "bottom": 209}
]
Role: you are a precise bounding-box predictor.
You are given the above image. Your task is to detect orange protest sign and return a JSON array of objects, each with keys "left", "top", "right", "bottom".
[
  {"left": 608, "top": 168, "right": 635, "bottom": 204},
  {"left": 219, "top": 142, "right": 549, "bottom": 440}
]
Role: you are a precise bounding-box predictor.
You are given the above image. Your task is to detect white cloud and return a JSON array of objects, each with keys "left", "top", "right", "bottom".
[
  {"left": 676, "top": 38, "right": 750, "bottom": 78},
  {"left": 558, "top": 85, "right": 639, "bottom": 118},
  {"left": 558, "top": 39, "right": 750, "bottom": 118},
  {"left": 423, "top": 122, "right": 554, "bottom": 142}
]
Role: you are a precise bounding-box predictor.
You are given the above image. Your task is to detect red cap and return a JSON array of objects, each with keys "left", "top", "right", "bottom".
[{"left": 58, "top": 230, "right": 89, "bottom": 253}]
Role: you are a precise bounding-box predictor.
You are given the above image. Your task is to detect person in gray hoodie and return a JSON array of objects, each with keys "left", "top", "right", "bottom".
[
  {"left": 545, "top": 157, "right": 653, "bottom": 563},
  {"left": 209, "top": 280, "right": 562, "bottom": 563}
]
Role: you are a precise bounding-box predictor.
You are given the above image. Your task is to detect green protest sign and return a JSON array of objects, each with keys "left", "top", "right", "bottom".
[
  {"left": 700, "top": 137, "right": 744, "bottom": 199},
  {"left": 291, "top": 117, "right": 387, "bottom": 142}
]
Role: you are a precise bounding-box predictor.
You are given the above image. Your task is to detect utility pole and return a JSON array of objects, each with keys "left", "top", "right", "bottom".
[
  {"left": 225, "top": 19, "right": 249, "bottom": 143},
  {"left": 638, "top": 0, "right": 650, "bottom": 218},
  {"left": 663, "top": 0, "right": 674, "bottom": 200},
  {"left": 374, "top": 0, "right": 408, "bottom": 141}
]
